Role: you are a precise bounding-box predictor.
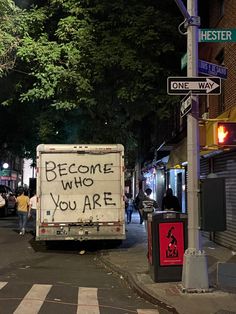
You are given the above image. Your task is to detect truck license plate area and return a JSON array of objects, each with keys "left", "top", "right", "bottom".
[{"left": 56, "top": 230, "right": 67, "bottom": 235}]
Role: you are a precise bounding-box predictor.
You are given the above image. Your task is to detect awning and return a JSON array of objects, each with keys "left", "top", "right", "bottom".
[
  {"left": 142, "top": 155, "right": 170, "bottom": 172},
  {"left": 167, "top": 138, "right": 187, "bottom": 168}
]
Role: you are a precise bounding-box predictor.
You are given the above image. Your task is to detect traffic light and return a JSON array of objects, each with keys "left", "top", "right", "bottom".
[{"left": 215, "top": 122, "right": 236, "bottom": 146}]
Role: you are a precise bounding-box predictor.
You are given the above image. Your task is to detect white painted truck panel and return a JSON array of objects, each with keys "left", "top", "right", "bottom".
[{"left": 36, "top": 144, "right": 125, "bottom": 241}]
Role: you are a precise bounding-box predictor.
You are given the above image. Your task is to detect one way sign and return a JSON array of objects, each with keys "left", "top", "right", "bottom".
[{"left": 167, "top": 77, "right": 221, "bottom": 95}]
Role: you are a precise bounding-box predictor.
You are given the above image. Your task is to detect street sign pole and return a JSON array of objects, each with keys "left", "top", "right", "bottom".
[
  {"left": 174, "top": 0, "right": 209, "bottom": 291},
  {"left": 182, "top": 0, "right": 209, "bottom": 291}
]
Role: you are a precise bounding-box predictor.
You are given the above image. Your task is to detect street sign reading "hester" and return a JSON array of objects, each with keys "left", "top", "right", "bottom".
[
  {"left": 167, "top": 77, "right": 221, "bottom": 95},
  {"left": 199, "top": 29, "right": 236, "bottom": 42}
]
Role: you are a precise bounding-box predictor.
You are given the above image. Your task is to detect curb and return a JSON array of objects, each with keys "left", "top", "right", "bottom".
[{"left": 99, "top": 252, "right": 179, "bottom": 314}]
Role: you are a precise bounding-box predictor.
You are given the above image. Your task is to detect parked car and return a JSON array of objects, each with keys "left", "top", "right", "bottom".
[{"left": 0, "top": 185, "right": 16, "bottom": 216}]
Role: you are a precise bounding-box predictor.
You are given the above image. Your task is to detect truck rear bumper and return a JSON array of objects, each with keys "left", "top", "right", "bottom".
[{"left": 36, "top": 224, "right": 126, "bottom": 241}]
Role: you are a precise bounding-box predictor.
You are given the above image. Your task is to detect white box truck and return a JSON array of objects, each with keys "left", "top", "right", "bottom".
[{"left": 36, "top": 144, "right": 125, "bottom": 241}]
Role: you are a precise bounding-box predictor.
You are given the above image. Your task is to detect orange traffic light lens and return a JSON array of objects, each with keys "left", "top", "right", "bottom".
[
  {"left": 218, "top": 125, "right": 229, "bottom": 143},
  {"left": 217, "top": 122, "right": 236, "bottom": 146}
]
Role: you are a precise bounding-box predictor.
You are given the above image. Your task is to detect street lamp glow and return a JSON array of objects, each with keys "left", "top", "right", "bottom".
[{"left": 2, "top": 163, "right": 9, "bottom": 169}]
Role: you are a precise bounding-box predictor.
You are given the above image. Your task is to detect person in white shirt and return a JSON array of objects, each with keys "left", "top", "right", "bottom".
[{"left": 29, "top": 191, "right": 37, "bottom": 235}]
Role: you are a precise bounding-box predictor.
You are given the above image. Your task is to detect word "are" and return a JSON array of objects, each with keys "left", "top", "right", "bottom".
[{"left": 50, "top": 192, "right": 116, "bottom": 212}]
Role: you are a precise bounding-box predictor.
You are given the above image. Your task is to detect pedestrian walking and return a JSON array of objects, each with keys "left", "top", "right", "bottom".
[
  {"left": 134, "top": 188, "right": 146, "bottom": 224},
  {"left": 29, "top": 190, "right": 37, "bottom": 235},
  {"left": 162, "top": 188, "right": 181, "bottom": 212},
  {"left": 125, "top": 193, "right": 135, "bottom": 224},
  {"left": 139, "top": 188, "right": 158, "bottom": 230},
  {"left": 8, "top": 192, "right": 17, "bottom": 214},
  {"left": 16, "top": 187, "right": 30, "bottom": 235}
]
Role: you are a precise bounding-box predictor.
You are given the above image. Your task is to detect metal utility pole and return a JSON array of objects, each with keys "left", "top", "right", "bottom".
[{"left": 174, "top": 0, "right": 209, "bottom": 291}]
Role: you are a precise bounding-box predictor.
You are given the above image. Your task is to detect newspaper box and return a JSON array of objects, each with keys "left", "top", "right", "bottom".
[{"left": 147, "top": 211, "right": 188, "bottom": 282}]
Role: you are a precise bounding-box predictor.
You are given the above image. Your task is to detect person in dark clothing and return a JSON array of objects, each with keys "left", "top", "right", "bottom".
[
  {"left": 139, "top": 188, "right": 159, "bottom": 230},
  {"left": 134, "top": 189, "right": 146, "bottom": 224},
  {"left": 162, "top": 188, "right": 181, "bottom": 212}
]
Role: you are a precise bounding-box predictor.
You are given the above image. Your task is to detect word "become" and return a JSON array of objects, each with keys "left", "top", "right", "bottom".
[{"left": 45, "top": 161, "right": 114, "bottom": 182}]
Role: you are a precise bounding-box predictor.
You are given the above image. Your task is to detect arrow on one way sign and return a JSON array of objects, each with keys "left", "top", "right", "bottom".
[{"left": 167, "top": 77, "right": 221, "bottom": 95}]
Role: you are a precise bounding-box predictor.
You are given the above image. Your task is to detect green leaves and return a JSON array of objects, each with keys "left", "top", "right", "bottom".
[
  {"left": 0, "top": 0, "right": 185, "bottom": 164},
  {"left": 0, "top": 0, "right": 24, "bottom": 76}
]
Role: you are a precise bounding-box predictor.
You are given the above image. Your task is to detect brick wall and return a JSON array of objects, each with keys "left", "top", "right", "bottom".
[{"left": 199, "top": 0, "right": 236, "bottom": 118}]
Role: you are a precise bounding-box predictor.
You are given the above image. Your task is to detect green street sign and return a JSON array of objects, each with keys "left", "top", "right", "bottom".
[
  {"left": 0, "top": 169, "right": 10, "bottom": 176},
  {"left": 199, "top": 29, "right": 236, "bottom": 42}
]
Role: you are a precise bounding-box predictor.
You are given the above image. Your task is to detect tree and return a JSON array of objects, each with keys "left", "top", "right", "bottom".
[
  {"left": 0, "top": 0, "right": 185, "bottom": 164},
  {"left": 0, "top": 0, "right": 25, "bottom": 75}
]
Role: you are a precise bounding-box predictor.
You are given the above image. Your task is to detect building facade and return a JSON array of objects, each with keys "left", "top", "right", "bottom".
[
  {"left": 0, "top": 153, "right": 23, "bottom": 191},
  {"left": 134, "top": 0, "right": 236, "bottom": 250},
  {"left": 198, "top": 0, "right": 236, "bottom": 250}
]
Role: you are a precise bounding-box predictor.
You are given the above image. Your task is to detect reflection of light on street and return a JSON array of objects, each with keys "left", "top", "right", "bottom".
[
  {"left": 168, "top": 184, "right": 171, "bottom": 188},
  {"left": 182, "top": 184, "right": 186, "bottom": 191}
]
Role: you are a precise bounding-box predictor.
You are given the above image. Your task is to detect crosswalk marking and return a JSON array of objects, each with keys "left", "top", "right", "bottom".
[
  {"left": 0, "top": 282, "right": 8, "bottom": 290},
  {"left": 137, "top": 310, "right": 159, "bottom": 314},
  {"left": 77, "top": 287, "right": 100, "bottom": 314},
  {"left": 13, "top": 284, "right": 52, "bottom": 314},
  {"left": 0, "top": 281, "right": 159, "bottom": 313}
]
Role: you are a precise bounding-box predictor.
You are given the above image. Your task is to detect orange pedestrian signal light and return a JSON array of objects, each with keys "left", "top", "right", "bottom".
[
  {"left": 216, "top": 122, "right": 236, "bottom": 146},
  {"left": 218, "top": 124, "right": 229, "bottom": 143}
]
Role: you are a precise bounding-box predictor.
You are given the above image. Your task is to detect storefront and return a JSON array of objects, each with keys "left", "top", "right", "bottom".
[
  {"left": 166, "top": 167, "right": 186, "bottom": 213},
  {"left": 0, "top": 169, "right": 18, "bottom": 190},
  {"left": 142, "top": 157, "right": 168, "bottom": 207},
  {"left": 199, "top": 106, "right": 236, "bottom": 250},
  {"left": 200, "top": 150, "right": 236, "bottom": 250},
  {"left": 166, "top": 138, "right": 187, "bottom": 213}
]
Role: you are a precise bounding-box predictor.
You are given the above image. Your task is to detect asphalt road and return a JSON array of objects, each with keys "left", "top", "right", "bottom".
[{"left": 0, "top": 215, "right": 160, "bottom": 314}]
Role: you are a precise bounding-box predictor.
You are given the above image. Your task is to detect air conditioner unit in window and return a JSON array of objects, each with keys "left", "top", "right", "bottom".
[{"left": 202, "top": 112, "right": 209, "bottom": 120}]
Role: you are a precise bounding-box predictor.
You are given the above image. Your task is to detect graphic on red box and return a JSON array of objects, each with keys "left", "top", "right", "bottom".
[{"left": 159, "top": 222, "right": 184, "bottom": 266}]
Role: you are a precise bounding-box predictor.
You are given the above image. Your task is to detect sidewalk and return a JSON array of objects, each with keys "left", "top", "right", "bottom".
[{"left": 99, "top": 212, "right": 236, "bottom": 314}]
